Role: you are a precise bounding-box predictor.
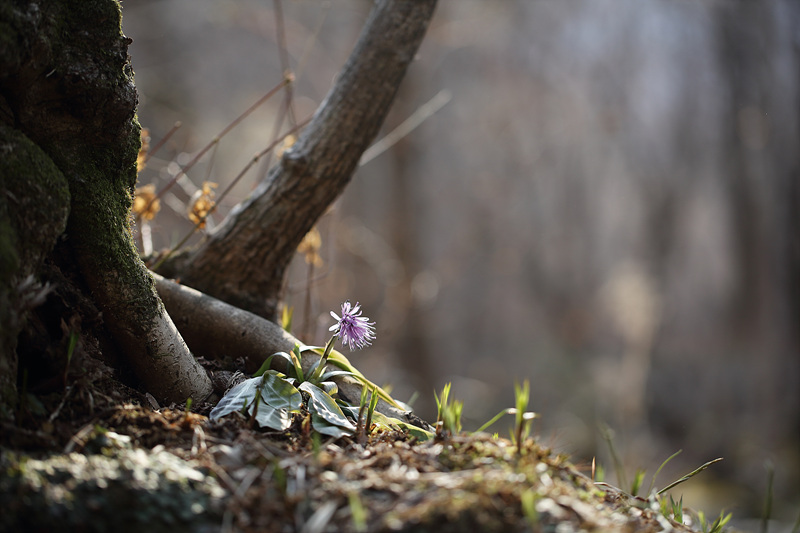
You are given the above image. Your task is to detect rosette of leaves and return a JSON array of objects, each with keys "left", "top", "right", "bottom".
[{"left": 209, "top": 345, "right": 357, "bottom": 438}]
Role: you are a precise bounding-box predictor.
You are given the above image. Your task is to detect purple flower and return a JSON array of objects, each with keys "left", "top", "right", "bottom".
[{"left": 329, "top": 301, "right": 376, "bottom": 351}]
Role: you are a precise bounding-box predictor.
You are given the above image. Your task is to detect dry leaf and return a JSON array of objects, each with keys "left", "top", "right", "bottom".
[
  {"left": 133, "top": 184, "right": 160, "bottom": 221},
  {"left": 137, "top": 128, "right": 150, "bottom": 172},
  {"left": 276, "top": 134, "right": 297, "bottom": 158},
  {"left": 297, "top": 227, "right": 324, "bottom": 267},
  {"left": 188, "top": 181, "right": 218, "bottom": 229}
]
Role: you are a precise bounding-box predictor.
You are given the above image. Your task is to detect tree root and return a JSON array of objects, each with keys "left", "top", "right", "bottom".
[{"left": 153, "top": 273, "right": 419, "bottom": 425}]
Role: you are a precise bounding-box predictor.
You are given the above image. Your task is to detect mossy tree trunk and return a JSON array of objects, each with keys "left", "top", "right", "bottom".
[
  {"left": 0, "top": 0, "right": 212, "bottom": 414},
  {"left": 158, "top": 0, "right": 439, "bottom": 321},
  {"left": 0, "top": 0, "right": 436, "bottom": 417},
  {"left": 0, "top": 124, "right": 70, "bottom": 419}
]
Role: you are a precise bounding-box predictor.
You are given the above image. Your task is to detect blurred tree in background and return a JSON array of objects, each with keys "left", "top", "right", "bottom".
[{"left": 126, "top": 0, "right": 799, "bottom": 522}]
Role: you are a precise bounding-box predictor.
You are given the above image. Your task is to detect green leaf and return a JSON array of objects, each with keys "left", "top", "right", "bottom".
[
  {"left": 320, "top": 370, "right": 355, "bottom": 381},
  {"left": 306, "top": 356, "right": 324, "bottom": 383},
  {"left": 319, "top": 381, "right": 338, "bottom": 395},
  {"left": 474, "top": 408, "right": 514, "bottom": 435},
  {"left": 281, "top": 305, "right": 293, "bottom": 332},
  {"left": 670, "top": 495, "right": 683, "bottom": 523},
  {"left": 299, "top": 381, "right": 355, "bottom": 434},
  {"left": 310, "top": 414, "right": 354, "bottom": 438},
  {"left": 303, "top": 345, "right": 404, "bottom": 410},
  {"left": 366, "top": 386, "right": 380, "bottom": 430},
  {"left": 209, "top": 373, "right": 302, "bottom": 427},
  {"left": 348, "top": 492, "right": 368, "bottom": 532},
  {"left": 630, "top": 468, "right": 646, "bottom": 496},
  {"left": 338, "top": 405, "right": 435, "bottom": 441},
  {"left": 254, "top": 406, "right": 294, "bottom": 431},
  {"left": 66, "top": 331, "right": 79, "bottom": 365},
  {"left": 339, "top": 404, "right": 360, "bottom": 422},
  {"left": 379, "top": 414, "right": 434, "bottom": 441},
  {"left": 257, "top": 371, "right": 303, "bottom": 411},
  {"left": 291, "top": 344, "right": 305, "bottom": 382},
  {"left": 254, "top": 351, "right": 295, "bottom": 377},
  {"left": 312, "top": 417, "right": 352, "bottom": 438},
  {"left": 209, "top": 377, "right": 263, "bottom": 420}
]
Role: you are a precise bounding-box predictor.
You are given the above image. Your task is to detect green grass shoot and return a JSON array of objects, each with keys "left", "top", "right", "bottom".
[
  {"left": 648, "top": 449, "right": 682, "bottom": 495},
  {"left": 696, "top": 509, "right": 732, "bottom": 533},
  {"left": 599, "top": 423, "right": 628, "bottom": 492},
  {"left": 66, "top": 331, "right": 78, "bottom": 365},
  {"left": 657, "top": 457, "right": 724, "bottom": 496},
  {"left": 349, "top": 491, "right": 368, "bottom": 532},
  {"left": 474, "top": 408, "right": 515, "bottom": 435},
  {"left": 366, "top": 386, "right": 379, "bottom": 432},
  {"left": 513, "top": 380, "right": 537, "bottom": 455},
  {"left": 761, "top": 460, "right": 774, "bottom": 533},
  {"left": 630, "top": 468, "right": 646, "bottom": 497},
  {"left": 281, "top": 305, "right": 293, "bottom": 333},
  {"left": 670, "top": 495, "right": 684, "bottom": 524},
  {"left": 434, "top": 383, "right": 463, "bottom": 437},
  {"left": 521, "top": 488, "right": 539, "bottom": 526}
]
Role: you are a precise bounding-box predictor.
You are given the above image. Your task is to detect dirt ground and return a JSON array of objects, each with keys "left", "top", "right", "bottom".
[{"left": 0, "top": 344, "right": 705, "bottom": 533}]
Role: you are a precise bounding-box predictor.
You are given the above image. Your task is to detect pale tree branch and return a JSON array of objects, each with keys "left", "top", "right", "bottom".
[
  {"left": 153, "top": 273, "right": 416, "bottom": 424},
  {"left": 160, "top": 0, "right": 438, "bottom": 320}
]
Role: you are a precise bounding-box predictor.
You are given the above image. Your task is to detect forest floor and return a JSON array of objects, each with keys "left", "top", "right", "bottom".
[{"left": 0, "top": 353, "right": 710, "bottom": 533}]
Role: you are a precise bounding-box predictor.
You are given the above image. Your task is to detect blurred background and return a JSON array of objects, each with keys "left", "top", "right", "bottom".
[{"left": 124, "top": 0, "right": 799, "bottom": 526}]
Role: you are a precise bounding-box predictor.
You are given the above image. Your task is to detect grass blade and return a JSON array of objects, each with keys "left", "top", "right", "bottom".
[
  {"left": 658, "top": 457, "right": 723, "bottom": 495},
  {"left": 474, "top": 408, "right": 513, "bottom": 435},
  {"left": 761, "top": 460, "right": 774, "bottom": 533},
  {"left": 599, "top": 423, "right": 628, "bottom": 491},
  {"left": 648, "top": 449, "right": 682, "bottom": 495}
]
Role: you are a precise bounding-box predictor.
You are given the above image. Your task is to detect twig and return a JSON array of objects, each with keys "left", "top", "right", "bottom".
[
  {"left": 293, "top": 2, "right": 330, "bottom": 81},
  {"left": 143, "top": 121, "right": 182, "bottom": 167},
  {"left": 150, "top": 118, "right": 310, "bottom": 271},
  {"left": 48, "top": 385, "right": 74, "bottom": 424},
  {"left": 135, "top": 80, "right": 289, "bottom": 223},
  {"left": 360, "top": 89, "right": 452, "bottom": 165},
  {"left": 273, "top": 0, "right": 298, "bottom": 129},
  {"left": 166, "top": 0, "right": 439, "bottom": 319}
]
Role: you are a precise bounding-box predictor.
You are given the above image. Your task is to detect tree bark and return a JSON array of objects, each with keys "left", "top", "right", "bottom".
[
  {"left": 160, "top": 0, "right": 438, "bottom": 321},
  {"left": 0, "top": 0, "right": 212, "bottom": 406},
  {"left": 1, "top": 0, "right": 438, "bottom": 415},
  {"left": 0, "top": 123, "right": 70, "bottom": 420}
]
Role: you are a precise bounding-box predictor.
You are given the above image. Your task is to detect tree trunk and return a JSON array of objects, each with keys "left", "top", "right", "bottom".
[
  {"left": 159, "top": 0, "right": 438, "bottom": 321},
  {"left": 0, "top": 123, "right": 70, "bottom": 420},
  {"left": 0, "top": 0, "right": 212, "bottom": 408},
  {"left": 1, "top": 0, "right": 438, "bottom": 416}
]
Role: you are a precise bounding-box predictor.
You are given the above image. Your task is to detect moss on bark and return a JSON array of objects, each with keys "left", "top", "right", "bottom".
[
  {"left": 0, "top": 0, "right": 212, "bottom": 405},
  {"left": 0, "top": 124, "right": 70, "bottom": 420}
]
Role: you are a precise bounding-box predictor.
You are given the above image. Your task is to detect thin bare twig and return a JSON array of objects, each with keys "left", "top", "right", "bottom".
[
  {"left": 360, "top": 89, "right": 452, "bottom": 166},
  {"left": 143, "top": 121, "right": 182, "bottom": 167},
  {"left": 150, "top": 117, "right": 311, "bottom": 271},
  {"left": 135, "top": 79, "right": 290, "bottom": 223},
  {"left": 273, "top": 0, "right": 298, "bottom": 129}
]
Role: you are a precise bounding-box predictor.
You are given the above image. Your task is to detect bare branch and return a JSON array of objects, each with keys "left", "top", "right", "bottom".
[{"left": 164, "top": 0, "right": 438, "bottom": 320}]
